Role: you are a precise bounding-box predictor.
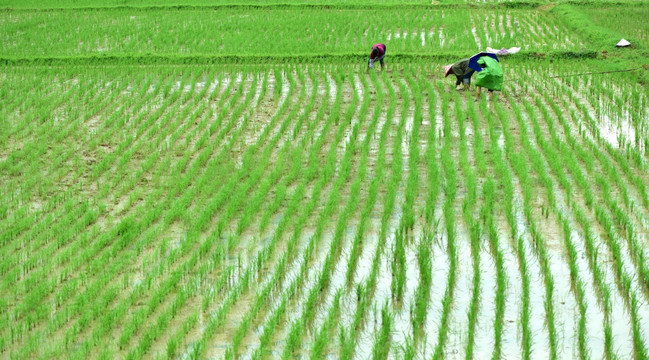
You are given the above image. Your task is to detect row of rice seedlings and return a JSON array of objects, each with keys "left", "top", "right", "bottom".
[
  {"left": 467, "top": 93, "right": 508, "bottom": 360},
  {"left": 393, "top": 68, "right": 424, "bottom": 350},
  {"left": 0, "top": 71, "right": 134, "bottom": 295},
  {"left": 533, "top": 79, "right": 623, "bottom": 357},
  {"left": 370, "top": 70, "right": 400, "bottom": 300},
  {"left": 296, "top": 68, "right": 378, "bottom": 358},
  {"left": 224, "top": 68, "right": 323, "bottom": 358},
  {"left": 162, "top": 81, "right": 290, "bottom": 356},
  {"left": 408, "top": 75, "right": 440, "bottom": 349},
  {"left": 190, "top": 71, "right": 289, "bottom": 235},
  {"left": 234, "top": 71, "right": 312, "bottom": 235},
  {"left": 2, "top": 70, "right": 161, "bottom": 354},
  {"left": 211, "top": 73, "right": 293, "bottom": 236},
  {"left": 410, "top": 229, "right": 432, "bottom": 348},
  {"left": 0, "top": 8, "right": 587, "bottom": 58},
  {"left": 492, "top": 105, "right": 533, "bottom": 360},
  {"left": 338, "top": 70, "right": 393, "bottom": 359},
  {"left": 55, "top": 67, "right": 260, "bottom": 358},
  {"left": 371, "top": 301, "right": 394, "bottom": 360},
  {"left": 401, "top": 68, "right": 421, "bottom": 232},
  {"left": 255, "top": 68, "right": 325, "bottom": 238},
  {"left": 0, "top": 74, "right": 102, "bottom": 265},
  {"left": 123, "top": 74, "right": 268, "bottom": 360},
  {"left": 389, "top": 73, "right": 410, "bottom": 302},
  {"left": 525, "top": 89, "right": 606, "bottom": 359},
  {"left": 493, "top": 96, "right": 558, "bottom": 359},
  {"left": 345, "top": 69, "right": 385, "bottom": 283},
  {"left": 169, "top": 69, "right": 304, "bottom": 354},
  {"left": 480, "top": 176, "right": 507, "bottom": 360},
  {"left": 310, "top": 289, "right": 343, "bottom": 358},
  {"left": 188, "top": 66, "right": 345, "bottom": 358},
  {"left": 0, "top": 70, "right": 60, "bottom": 231},
  {"left": 459, "top": 96, "right": 482, "bottom": 360},
  {"left": 246, "top": 69, "right": 342, "bottom": 359},
  {"left": 424, "top": 77, "right": 440, "bottom": 223},
  {"left": 553, "top": 76, "right": 649, "bottom": 298},
  {"left": 280, "top": 67, "right": 369, "bottom": 358},
  {"left": 432, "top": 83, "right": 458, "bottom": 360},
  {"left": 2, "top": 67, "right": 199, "bottom": 354},
  {"left": 563, "top": 76, "right": 649, "bottom": 209},
  {"left": 66, "top": 71, "right": 243, "bottom": 359},
  {"left": 565, "top": 80, "right": 649, "bottom": 289}
]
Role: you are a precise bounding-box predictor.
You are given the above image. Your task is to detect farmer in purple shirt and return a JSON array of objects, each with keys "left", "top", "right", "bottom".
[{"left": 367, "top": 43, "right": 386, "bottom": 70}]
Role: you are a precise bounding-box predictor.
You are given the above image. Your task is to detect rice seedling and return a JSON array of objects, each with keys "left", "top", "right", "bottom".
[{"left": 371, "top": 301, "right": 393, "bottom": 360}]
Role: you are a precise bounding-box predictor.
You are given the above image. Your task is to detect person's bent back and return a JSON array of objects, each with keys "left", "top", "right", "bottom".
[{"left": 368, "top": 43, "right": 386, "bottom": 70}]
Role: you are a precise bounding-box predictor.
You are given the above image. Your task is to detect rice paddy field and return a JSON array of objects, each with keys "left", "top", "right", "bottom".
[{"left": 1, "top": 1, "right": 649, "bottom": 360}]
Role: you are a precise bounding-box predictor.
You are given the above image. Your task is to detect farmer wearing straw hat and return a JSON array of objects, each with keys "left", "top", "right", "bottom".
[
  {"left": 367, "top": 43, "right": 386, "bottom": 71},
  {"left": 444, "top": 58, "right": 475, "bottom": 90}
]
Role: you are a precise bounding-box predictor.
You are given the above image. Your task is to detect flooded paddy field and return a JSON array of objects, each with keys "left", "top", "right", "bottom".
[
  {"left": 2, "top": 0, "right": 649, "bottom": 358},
  {"left": 2, "top": 59, "right": 649, "bottom": 359}
]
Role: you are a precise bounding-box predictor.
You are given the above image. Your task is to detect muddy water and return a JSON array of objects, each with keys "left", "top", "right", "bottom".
[
  {"left": 513, "top": 199, "right": 556, "bottom": 358},
  {"left": 597, "top": 96, "right": 638, "bottom": 150},
  {"left": 568, "top": 228, "right": 606, "bottom": 356},
  {"left": 389, "top": 231, "right": 421, "bottom": 353},
  {"left": 531, "top": 73, "right": 649, "bottom": 356},
  {"left": 471, "top": 242, "right": 497, "bottom": 358},
  {"left": 443, "top": 227, "right": 473, "bottom": 360},
  {"left": 419, "top": 197, "right": 448, "bottom": 357},
  {"left": 349, "top": 194, "right": 404, "bottom": 359},
  {"left": 9, "top": 64, "right": 649, "bottom": 359}
]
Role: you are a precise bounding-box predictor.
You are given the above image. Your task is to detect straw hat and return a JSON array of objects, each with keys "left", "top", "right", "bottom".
[{"left": 444, "top": 64, "right": 453, "bottom": 77}]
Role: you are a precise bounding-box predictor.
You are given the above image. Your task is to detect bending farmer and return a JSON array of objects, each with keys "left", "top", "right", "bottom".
[
  {"left": 444, "top": 58, "right": 475, "bottom": 90},
  {"left": 368, "top": 43, "right": 386, "bottom": 70},
  {"left": 475, "top": 56, "right": 503, "bottom": 104}
]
